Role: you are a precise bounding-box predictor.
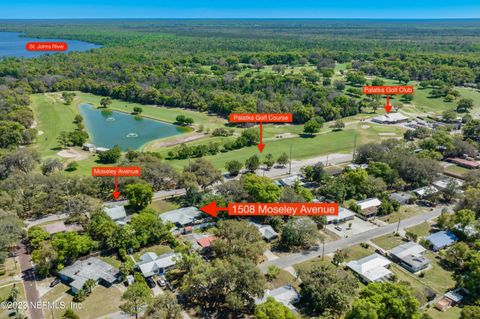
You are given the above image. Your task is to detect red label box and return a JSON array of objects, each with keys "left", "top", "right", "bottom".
[
  {"left": 228, "top": 202, "right": 338, "bottom": 216},
  {"left": 363, "top": 86, "right": 414, "bottom": 95},
  {"left": 26, "top": 42, "right": 68, "bottom": 51},
  {"left": 229, "top": 113, "right": 293, "bottom": 123},
  {"left": 92, "top": 166, "right": 141, "bottom": 177}
]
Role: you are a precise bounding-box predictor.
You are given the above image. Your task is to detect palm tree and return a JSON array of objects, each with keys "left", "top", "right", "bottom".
[{"left": 84, "top": 279, "right": 97, "bottom": 294}]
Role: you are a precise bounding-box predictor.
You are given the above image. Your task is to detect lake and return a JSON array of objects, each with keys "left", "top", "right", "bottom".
[
  {"left": 0, "top": 32, "right": 101, "bottom": 58},
  {"left": 79, "top": 104, "right": 185, "bottom": 151}
]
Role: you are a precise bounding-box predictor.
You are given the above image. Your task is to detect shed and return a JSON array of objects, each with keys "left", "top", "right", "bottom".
[{"left": 426, "top": 231, "right": 458, "bottom": 251}]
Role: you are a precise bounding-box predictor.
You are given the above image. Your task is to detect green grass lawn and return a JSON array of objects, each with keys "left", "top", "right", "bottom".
[
  {"left": 149, "top": 199, "right": 179, "bottom": 214},
  {"left": 426, "top": 306, "right": 461, "bottom": 319},
  {"left": 421, "top": 252, "right": 456, "bottom": 294},
  {"left": 30, "top": 94, "right": 78, "bottom": 157},
  {"left": 371, "top": 233, "right": 405, "bottom": 250},
  {"left": 344, "top": 244, "right": 376, "bottom": 262},
  {"left": 405, "top": 221, "right": 432, "bottom": 238},
  {"left": 390, "top": 264, "right": 430, "bottom": 305},
  {"left": 444, "top": 165, "right": 472, "bottom": 178},
  {"left": 98, "top": 255, "right": 123, "bottom": 268},
  {"left": 0, "top": 283, "right": 27, "bottom": 319},
  {"left": 265, "top": 269, "right": 299, "bottom": 290},
  {"left": 132, "top": 244, "right": 173, "bottom": 262},
  {"left": 42, "top": 283, "right": 123, "bottom": 319},
  {"left": 294, "top": 257, "right": 332, "bottom": 274},
  {"left": 380, "top": 205, "right": 427, "bottom": 224}
]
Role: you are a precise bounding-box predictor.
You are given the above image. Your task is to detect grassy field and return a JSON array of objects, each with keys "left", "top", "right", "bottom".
[
  {"left": 0, "top": 283, "right": 27, "bottom": 319},
  {"left": 444, "top": 164, "right": 471, "bottom": 178},
  {"left": 422, "top": 252, "right": 456, "bottom": 294},
  {"left": 380, "top": 205, "right": 427, "bottom": 224},
  {"left": 390, "top": 264, "right": 430, "bottom": 305},
  {"left": 265, "top": 269, "right": 299, "bottom": 290},
  {"left": 132, "top": 244, "right": 173, "bottom": 262},
  {"left": 405, "top": 221, "right": 433, "bottom": 238},
  {"left": 371, "top": 233, "right": 405, "bottom": 250},
  {"left": 426, "top": 306, "right": 461, "bottom": 319},
  {"left": 149, "top": 199, "right": 179, "bottom": 214},
  {"left": 344, "top": 244, "right": 376, "bottom": 262}
]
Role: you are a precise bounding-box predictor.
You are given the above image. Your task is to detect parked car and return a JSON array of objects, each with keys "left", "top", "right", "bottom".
[
  {"left": 50, "top": 278, "right": 60, "bottom": 288},
  {"left": 335, "top": 226, "right": 343, "bottom": 231},
  {"left": 146, "top": 277, "right": 156, "bottom": 288},
  {"left": 157, "top": 277, "right": 166, "bottom": 287}
]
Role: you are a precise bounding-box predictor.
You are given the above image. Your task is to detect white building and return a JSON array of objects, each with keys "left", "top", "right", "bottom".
[
  {"left": 159, "top": 207, "right": 203, "bottom": 228},
  {"left": 252, "top": 223, "right": 279, "bottom": 241},
  {"left": 412, "top": 186, "right": 439, "bottom": 198},
  {"left": 255, "top": 285, "right": 300, "bottom": 312},
  {"left": 389, "top": 241, "right": 430, "bottom": 273},
  {"left": 346, "top": 253, "right": 392, "bottom": 283},
  {"left": 326, "top": 207, "right": 355, "bottom": 224},
  {"left": 103, "top": 205, "right": 127, "bottom": 225},
  {"left": 372, "top": 113, "right": 409, "bottom": 124},
  {"left": 136, "top": 252, "right": 180, "bottom": 278}
]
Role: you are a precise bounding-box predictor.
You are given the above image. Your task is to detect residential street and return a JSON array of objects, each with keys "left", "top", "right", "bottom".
[
  {"left": 17, "top": 244, "right": 44, "bottom": 319},
  {"left": 258, "top": 205, "right": 453, "bottom": 272}
]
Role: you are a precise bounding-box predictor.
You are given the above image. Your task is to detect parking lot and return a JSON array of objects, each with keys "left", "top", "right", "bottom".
[{"left": 326, "top": 216, "right": 378, "bottom": 238}]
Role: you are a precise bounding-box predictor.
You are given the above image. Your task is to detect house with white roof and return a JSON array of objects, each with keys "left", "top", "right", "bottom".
[
  {"left": 389, "top": 241, "right": 430, "bottom": 273},
  {"left": 279, "top": 175, "right": 303, "bottom": 187},
  {"left": 252, "top": 223, "right": 279, "bottom": 242},
  {"left": 103, "top": 205, "right": 127, "bottom": 225},
  {"left": 326, "top": 207, "right": 355, "bottom": 225},
  {"left": 59, "top": 257, "right": 120, "bottom": 293},
  {"left": 136, "top": 252, "right": 180, "bottom": 278},
  {"left": 412, "top": 186, "right": 439, "bottom": 198},
  {"left": 372, "top": 113, "right": 409, "bottom": 124},
  {"left": 159, "top": 207, "right": 202, "bottom": 228},
  {"left": 356, "top": 198, "right": 382, "bottom": 218},
  {"left": 255, "top": 285, "right": 300, "bottom": 312},
  {"left": 346, "top": 253, "right": 392, "bottom": 283}
]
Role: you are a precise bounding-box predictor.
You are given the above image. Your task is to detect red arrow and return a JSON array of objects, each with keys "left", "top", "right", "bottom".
[
  {"left": 200, "top": 201, "right": 228, "bottom": 218},
  {"left": 384, "top": 95, "right": 392, "bottom": 113},
  {"left": 112, "top": 176, "right": 120, "bottom": 200},
  {"left": 257, "top": 122, "right": 265, "bottom": 153}
]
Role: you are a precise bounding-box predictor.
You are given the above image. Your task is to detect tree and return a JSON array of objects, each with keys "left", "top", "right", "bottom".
[
  {"left": 303, "top": 119, "right": 321, "bottom": 136},
  {"left": 225, "top": 160, "right": 243, "bottom": 176},
  {"left": 133, "top": 106, "right": 143, "bottom": 114},
  {"left": 461, "top": 306, "right": 480, "bottom": 319},
  {"left": 263, "top": 153, "right": 275, "bottom": 170},
  {"left": 62, "top": 92, "right": 75, "bottom": 105},
  {"left": 185, "top": 158, "right": 223, "bottom": 191},
  {"left": 266, "top": 265, "right": 281, "bottom": 280},
  {"left": 245, "top": 155, "right": 260, "bottom": 172},
  {"left": 241, "top": 174, "right": 282, "bottom": 203},
  {"left": 346, "top": 282, "right": 422, "bottom": 319},
  {"left": 175, "top": 115, "right": 194, "bottom": 126},
  {"left": 66, "top": 161, "right": 79, "bottom": 172},
  {"left": 254, "top": 297, "right": 297, "bottom": 319},
  {"left": 144, "top": 292, "right": 182, "bottom": 319},
  {"left": 463, "top": 120, "right": 480, "bottom": 143},
  {"left": 277, "top": 152, "right": 289, "bottom": 167},
  {"left": 300, "top": 264, "right": 358, "bottom": 316},
  {"left": 97, "top": 145, "right": 122, "bottom": 163},
  {"left": 125, "top": 183, "right": 153, "bottom": 211},
  {"left": 333, "top": 119, "right": 345, "bottom": 131},
  {"left": 120, "top": 282, "right": 152, "bottom": 319},
  {"left": 41, "top": 158, "right": 63, "bottom": 175},
  {"left": 303, "top": 162, "right": 326, "bottom": 183},
  {"left": 84, "top": 278, "right": 97, "bottom": 294},
  {"left": 212, "top": 219, "right": 266, "bottom": 262},
  {"left": 457, "top": 98, "right": 474, "bottom": 113},
  {"left": 57, "top": 131, "right": 70, "bottom": 148},
  {"left": 62, "top": 309, "right": 80, "bottom": 319},
  {"left": 332, "top": 249, "right": 347, "bottom": 266},
  {"left": 281, "top": 217, "right": 319, "bottom": 250},
  {"left": 0, "top": 210, "right": 23, "bottom": 265},
  {"left": 100, "top": 97, "right": 112, "bottom": 108}
]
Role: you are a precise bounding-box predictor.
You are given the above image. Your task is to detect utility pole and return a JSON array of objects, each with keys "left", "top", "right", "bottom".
[
  {"left": 396, "top": 219, "right": 401, "bottom": 234},
  {"left": 352, "top": 134, "right": 357, "bottom": 161},
  {"left": 289, "top": 144, "right": 292, "bottom": 175}
]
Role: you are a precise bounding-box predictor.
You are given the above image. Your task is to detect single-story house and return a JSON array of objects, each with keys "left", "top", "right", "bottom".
[
  {"left": 389, "top": 192, "right": 414, "bottom": 205},
  {"left": 136, "top": 252, "right": 180, "bottom": 278},
  {"left": 253, "top": 223, "right": 279, "bottom": 241},
  {"left": 159, "top": 207, "right": 202, "bottom": 228},
  {"left": 326, "top": 207, "right": 355, "bottom": 225},
  {"left": 435, "top": 289, "right": 465, "bottom": 312},
  {"left": 346, "top": 253, "right": 392, "bottom": 283},
  {"left": 103, "top": 205, "right": 128, "bottom": 225},
  {"left": 41, "top": 221, "right": 84, "bottom": 235},
  {"left": 255, "top": 285, "right": 300, "bottom": 312},
  {"left": 356, "top": 198, "right": 382, "bottom": 218},
  {"left": 59, "top": 257, "right": 120, "bottom": 294},
  {"left": 196, "top": 235, "right": 217, "bottom": 252},
  {"left": 371, "top": 113, "right": 409, "bottom": 124},
  {"left": 412, "top": 186, "right": 439, "bottom": 198},
  {"left": 279, "top": 175, "right": 304, "bottom": 187},
  {"left": 82, "top": 143, "right": 96, "bottom": 152},
  {"left": 433, "top": 177, "right": 464, "bottom": 190},
  {"left": 426, "top": 231, "right": 458, "bottom": 251},
  {"left": 346, "top": 163, "right": 368, "bottom": 170},
  {"left": 389, "top": 241, "right": 430, "bottom": 273},
  {"left": 447, "top": 158, "right": 480, "bottom": 169}
]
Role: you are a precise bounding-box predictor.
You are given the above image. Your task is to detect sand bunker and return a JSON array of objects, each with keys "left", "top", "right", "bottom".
[
  {"left": 57, "top": 149, "right": 88, "bottom": 161},
  {"left": 361, "top": 125, "right": 370, "bottom": 129}
]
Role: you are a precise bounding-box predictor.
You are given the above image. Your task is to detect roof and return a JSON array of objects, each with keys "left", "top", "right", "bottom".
[
  {"left": 103, "top": 205, "right": 127, "bottom": 221},
  {"left": 41, "top": 221, "right": 83, "bottom": 235},
  {"left": 389, "top": 192, "right": 413, "bottom": 204},
  {"left": 326, "top": 207, "right": 355, "bottom": 222},
  {"left": 159, "top": 207, "right": 202, "bottom": 226},
  {"left": 426, "top": 231, "right": 458, "bottom": 249},
  {"left": 389, "top": 241, "right": 426, "bottom": 259},
  {"left": 59, "top": 257, "right": 119, "bottom": 290},
  {"left": 347, "top": 253, "right": 392, "bottom": 282},
  {"left": 445, "top": 289, "right": 464, "bottom": 303},
  {"left": 372, "top": 113, "right": 408, "bottom": 123},
  {"left": 255, "top": 285, "right": 300, "bottom": 311},
  {"left": 448, "top": 158, "right": 480, "bottom": 168},
  {"left": 253, "top": 223, "right": 279, "bottom": 240},
  {"left": 433, "top": 178, "right": 464, "bottom": 190},
  {"left": 279, "top": 175, "right": 303, "bottom": 187},
  {"left": 412, "top": 186, "right": 439, "bottom": 197},
  {"left": 137, "top": 252, "right": 179, "bottom": 277},
  {"left": 356, "top": 198, "right": 382, "bottom": 210},
  {"left": 196, "top": 236, "right": 216, "bottom": 248}
]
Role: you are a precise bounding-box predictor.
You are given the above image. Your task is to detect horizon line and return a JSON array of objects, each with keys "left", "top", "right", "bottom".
[{"left": 1, "top": 17, "right": 480, "bottom": 20}]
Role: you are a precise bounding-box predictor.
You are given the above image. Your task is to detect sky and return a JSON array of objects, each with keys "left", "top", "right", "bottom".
[{"left": 0, "top": 0, "right": 480, "bottom": 19}]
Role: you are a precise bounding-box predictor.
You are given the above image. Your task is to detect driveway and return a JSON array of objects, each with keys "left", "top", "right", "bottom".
[
  {"left": 259, "top": 205, "right": 452, "bottom": 272},
  {"left": 17, "top": 244, "right": 44, "bottom": 319}
]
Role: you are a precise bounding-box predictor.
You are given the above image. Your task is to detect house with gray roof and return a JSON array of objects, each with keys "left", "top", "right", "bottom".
[
  {"left": 159, "top": 207, "right": 202, "bottom": 228},
  {"left": 326, "top": 207, "right": 355, "bottom": 224},
  {"left": 389, "top": 241, "right": 430, "bottom": 273},
  {"left": 347, "top": 253, "right": 392, "bottom": 283},
  {"left": 58, "top": 257, "right": 120, "bottom": 293},
  {"left": 255, "top": 285, "right": 300, "bottom": 312},
  {"left": 136, "top": 252, "right": 180, "bottom": 278},
  {"left": 103, "top": 205, "right": 127, "bottom": 225},
  {"left": 252, "top": 223, "right": 279, "bottom": 242},
  {"left": 426, "top": 231, "right": 458, "bottom": 251},
  {"left": 389, "top": 192, "right": 414, "bottom": 205}
]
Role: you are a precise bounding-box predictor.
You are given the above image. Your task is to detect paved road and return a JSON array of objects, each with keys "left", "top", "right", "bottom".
[
  {"left": 25, "top": 213, "right": 68, "bottom": 229},
  {"left": 105, "top": 188, "right": 187, "bottom": 207},
  {"left": 17, "top": 244, "right": 44, "bottom": 319},
  {"left": 258, "top": 205, "right": 452, "bottom": 272}
]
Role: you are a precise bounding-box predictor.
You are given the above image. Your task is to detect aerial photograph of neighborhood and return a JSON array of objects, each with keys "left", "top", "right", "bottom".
[{"left": 1, "top": 1, "right": 480, "bottom": 319}]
